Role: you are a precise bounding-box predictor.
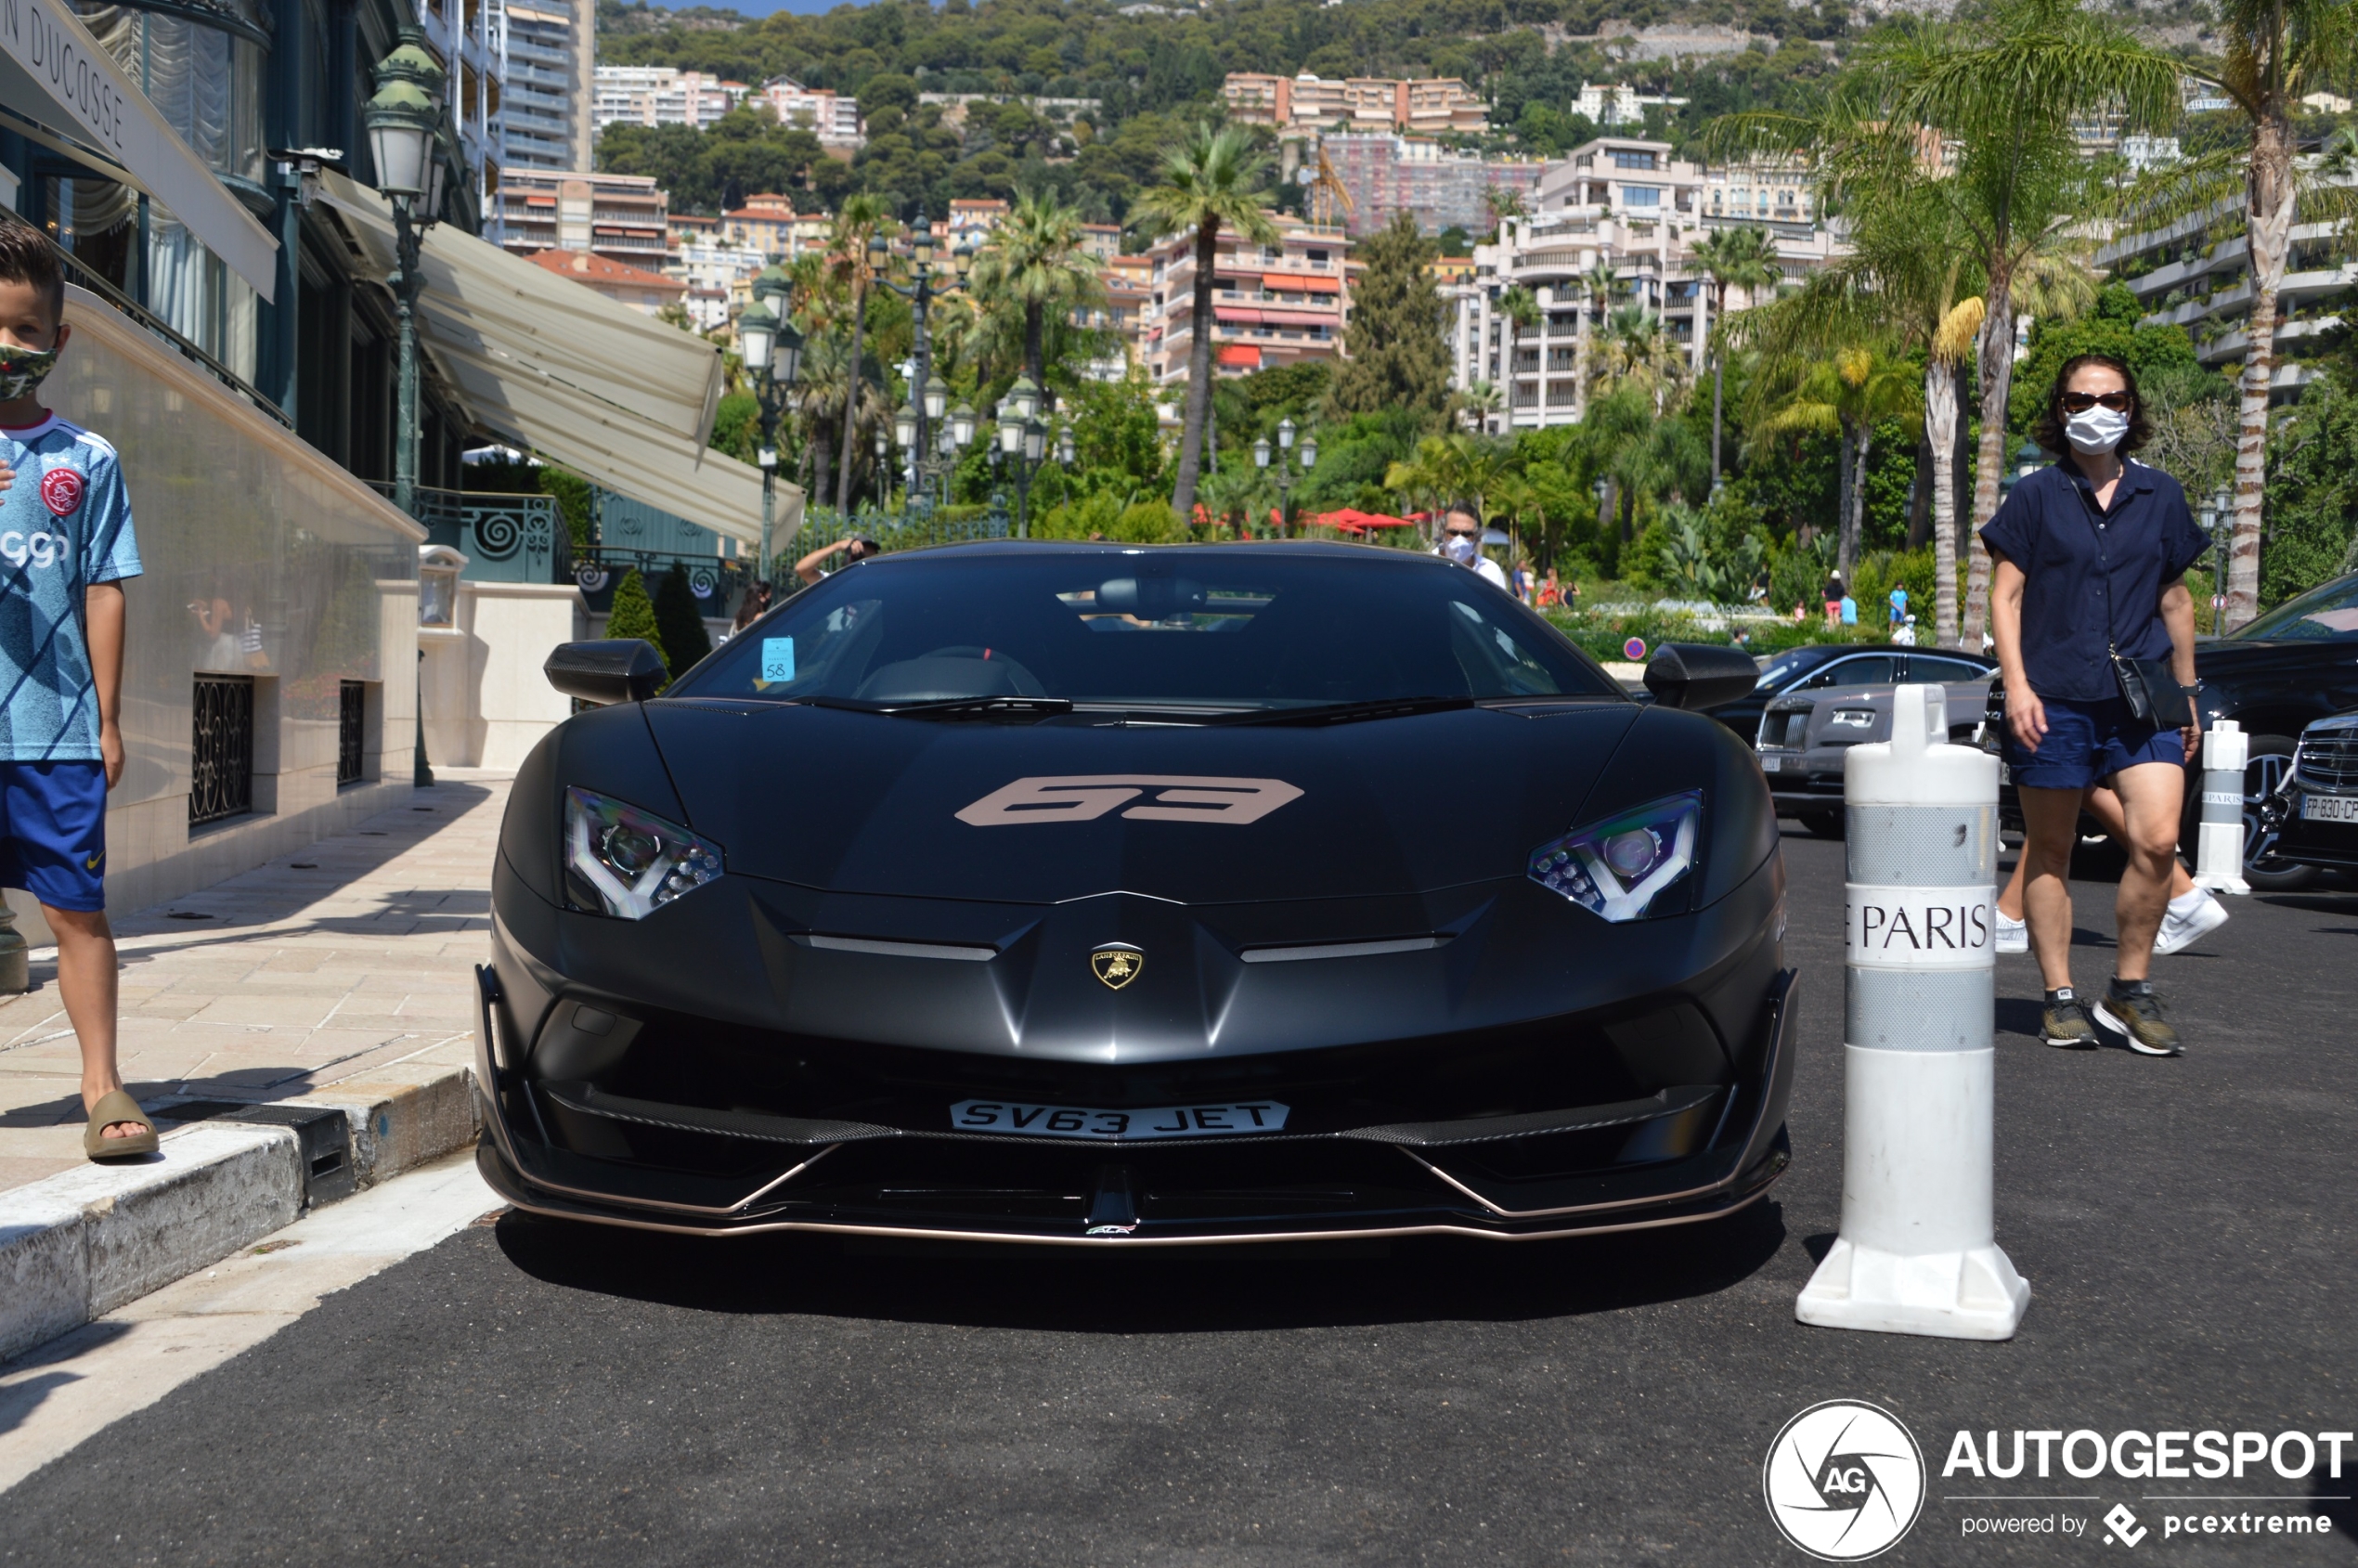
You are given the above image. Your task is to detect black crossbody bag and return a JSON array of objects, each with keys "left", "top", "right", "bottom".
[{"left": 2076, "top": 475, "right": 2197, "bottom": 728}]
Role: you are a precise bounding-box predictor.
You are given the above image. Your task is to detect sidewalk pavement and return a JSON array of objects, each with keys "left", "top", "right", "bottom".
[{"left": 0, "top": 773, "right": 511, "bottom": 1359}]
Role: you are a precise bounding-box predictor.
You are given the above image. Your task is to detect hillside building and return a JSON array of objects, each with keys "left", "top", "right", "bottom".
[
  {"left": 592, "top": 66, "right": 748, "bottom": 131},
  {"left": 493, "top": 172, "right": 668, "bottom": 272},
  {"left": 1224, "top": 73, "right": 1489, "bottom": 136},
  {"left": 757, "top": 79, "right": 863, "bottom": 148},
  {"left": 526, "top": 249, "right": 689, "bottom": 316},
  {"left": 497, "top": 0, "right": 595, "bottom": 174},
  {"left": 1322, "top": 135, "right": 1547, "bottom": 238},
  {"left": 1142, "top": 214, "right": 1352, "bottom": 382}
]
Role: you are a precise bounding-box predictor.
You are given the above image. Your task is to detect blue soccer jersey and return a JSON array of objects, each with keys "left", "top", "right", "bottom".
[{"left": 0, "top": 414, "right": 141, "bottom": 761}]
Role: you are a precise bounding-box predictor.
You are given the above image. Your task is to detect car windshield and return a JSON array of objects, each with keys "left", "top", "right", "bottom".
[
  {"left": 671, "top": 549, "right": 1621, "bottom": 712},
  {"left": 2232, "top": 573, "right": 2358, "bottom": 641}
]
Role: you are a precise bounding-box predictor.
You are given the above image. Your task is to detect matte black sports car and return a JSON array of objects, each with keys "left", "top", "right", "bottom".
[{"left": 474, "top": 542, "right": 1795, "bottom": 1246}]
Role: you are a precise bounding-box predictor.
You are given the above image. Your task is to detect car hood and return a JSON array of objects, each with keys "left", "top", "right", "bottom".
[
  {"left": 2198, "top": 637, "right": 2358, "bottom": 678},
  {"left": 642, "top": 699, "right": 1649, "bottom": 905}
]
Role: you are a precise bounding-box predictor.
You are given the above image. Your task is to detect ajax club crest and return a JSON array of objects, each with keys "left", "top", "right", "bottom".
[{"left": 1091, "top": 944, "right": 1145, "bottom": 990}]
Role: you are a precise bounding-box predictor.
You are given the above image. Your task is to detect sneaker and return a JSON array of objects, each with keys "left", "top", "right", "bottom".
[
  {"left": 2041, "top": 992, "right": 2100, "bottom": 1049},
  {"left": 2152, "top": 890, "right": 2229, "bottom": 957},
  {"left": 2094, "top": 985, "right": 2183, "bottom": 1056},
  {"left": 1996, "top": 910, "right": 2028, "bottom": 954}
]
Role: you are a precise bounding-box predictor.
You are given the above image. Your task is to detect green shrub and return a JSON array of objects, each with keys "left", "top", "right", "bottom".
[
  {"left": 653, "top": 564, "right": 713, "bottom": 676},
  {"left": 605, "top": 568, "right": 666, "bottom": 684}
]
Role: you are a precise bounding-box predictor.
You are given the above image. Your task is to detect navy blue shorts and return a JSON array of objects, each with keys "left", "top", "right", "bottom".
[
  {"left": 0, "top": 761, "right": 109, "bottom": 912},
  {"left": 2003, "top": 695, "right": 2185, "bottom": 792}
]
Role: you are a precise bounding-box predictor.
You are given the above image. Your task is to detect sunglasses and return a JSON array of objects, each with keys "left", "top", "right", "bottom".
[
  {"left": 1445, "top": 525, "right": 1481, "bottom": 538},
  {"left": 2061, "top": 391, "right": 2133, "bottom": 413}
]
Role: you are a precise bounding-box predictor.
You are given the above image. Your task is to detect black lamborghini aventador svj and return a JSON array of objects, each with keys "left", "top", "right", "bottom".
[{"left": 475, "top": 541, "right": 1797, "bottom": 1244}]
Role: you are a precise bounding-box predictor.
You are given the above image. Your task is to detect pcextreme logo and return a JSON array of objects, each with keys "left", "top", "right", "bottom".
[{"left": 1764, "top": 1400, "right": 1927, "bottom": 1561}]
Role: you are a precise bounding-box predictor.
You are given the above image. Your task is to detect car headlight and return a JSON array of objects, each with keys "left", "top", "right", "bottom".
[
  {"left": 563, "top": 787, "right": 724, "bottom": 919},
  {"left": 1527, "top": 790, "right": 1702, "bottom": 922}
]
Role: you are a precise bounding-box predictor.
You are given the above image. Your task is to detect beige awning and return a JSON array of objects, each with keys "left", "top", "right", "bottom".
[
  {"left": 0, "top": 0, "right": 279, "bottom": 297},
  {"left": 318, "top": 171, "right": 797, "bottom": 546}
]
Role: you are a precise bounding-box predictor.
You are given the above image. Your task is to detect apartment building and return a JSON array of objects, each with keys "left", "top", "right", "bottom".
[
  {"left": 1224, "top": 73, "right": 1489, "bottom": 136},
  {"left": 493, "top": 172, "right": 668, "bottom": 270},
  {"left": 498, "top": 0, "right": 594, "bottom": 173},
  {"left": 1701, "top": 160, "right": 1818, "bottom": 236},
  {"left": 758, "top": 78, "right": 863, "bottom": 147},
  {"left": 593, "top": 65, "right": 748, "bottom": 131},
  {"left": 419, "top": 0, "right": 505, "bottom": 236},
  {"left": 527, "top": 249, "right": 689, "bottom": 316},
  {"left": 1322, "top": 135, "right": 1548, "bottom": 238},
  {"left": 2098, "top": 175, "right": 2358, "bottom": 405},
  {"left": 1081, "top": 223, "right": 1124, "bottom": 262},
  {"left": 1142, "top": 215, "right": 1352, "bottom": 381},
  {"left": 1571, "top": 82, "right": 1692, "bottom": 127},
  {"left": 1448, "top": 206, "right": 1844, "bottom": 432}
]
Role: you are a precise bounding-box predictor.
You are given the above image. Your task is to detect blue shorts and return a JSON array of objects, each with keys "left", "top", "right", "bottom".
[
  {"left": 2004, "top": 695, "right": 2185, "bottom": 792},
  {"left": 0, "top": 761, "right": 109, "bottom": 912}
]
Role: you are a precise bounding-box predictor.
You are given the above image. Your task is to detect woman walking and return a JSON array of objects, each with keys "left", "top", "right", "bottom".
[{"left": 1982, "top": 353, "right": 2208, "bottom": 1055}]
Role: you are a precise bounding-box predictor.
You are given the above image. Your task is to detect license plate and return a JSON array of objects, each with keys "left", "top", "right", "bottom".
[
  {"left": 952, "top": 1099, "right": 1291, "bottom": 1141},
  {"left": 1759, "top": 753, "right": 1783, "bottom": 772},
  {"left": 2302, "top": 794, "right": 2358, "bottom": 823}
]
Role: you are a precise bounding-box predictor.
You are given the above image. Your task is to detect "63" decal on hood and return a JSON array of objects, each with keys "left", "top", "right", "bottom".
[{"left": 956, "top": 775, "right": 1303, "bottom": 827}]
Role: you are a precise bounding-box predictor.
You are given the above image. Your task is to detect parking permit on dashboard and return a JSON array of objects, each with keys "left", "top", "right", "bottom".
[{"left": 761, "top": 638, "right": 795, "bottom": 682}]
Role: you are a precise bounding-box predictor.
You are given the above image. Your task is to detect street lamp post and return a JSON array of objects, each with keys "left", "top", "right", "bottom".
[
  {"left": 364, "top": 24, "right": 451, "bottom": 789},
  {"left": 997, "top": 376, "right": 1065, "bottom": 538},
  {"left": 875, "top": 214, "right": 974, "bottom": 511},
  {"left": 736, "top": 265, "right": 804, "bottom": 587},
  {"left": 1251, "top": 417, "right": 1315, "bottom": 536}
]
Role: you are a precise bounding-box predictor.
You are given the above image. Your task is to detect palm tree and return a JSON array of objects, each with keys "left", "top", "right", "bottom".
[
  {"left": 1594, "top": 305, "right": 1688, "bottom": 413},
  {"left": 1886, "top": 0, "right": 2182, "bottom": 642},
  {"left": 827, "top": 193, "right": 892, "bottom": 516},
  {"left": 1459, "top": 379, "right": 1504, "bottom": 434},
  {"left": 1483, "top": 185, "right": 1528, "bottom": 240},
  {"left": 1133, "top": 124, "right": 1278, "bottom": 526},
  {"left": 2137, "top": 0, "right": 2358, "bottom": 627},
  {"left": 1688, "top": 225, "right": 1782, "bottom": 488},
  {"left": 971, "top": 188, "right": 1106, "bottom": 399},
  {"left": 1574, "top": 260, "right": 1620, "bottom": 422}
]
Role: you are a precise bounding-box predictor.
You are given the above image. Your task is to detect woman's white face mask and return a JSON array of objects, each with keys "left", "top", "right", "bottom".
[{"left": 2065, "top": 405, "right": 2131, "bottom": 455}]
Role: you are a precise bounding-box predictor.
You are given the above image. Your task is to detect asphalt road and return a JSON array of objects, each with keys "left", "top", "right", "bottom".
[{"left": 6, "top": 829, "right": 2353, "bottom": 1567}]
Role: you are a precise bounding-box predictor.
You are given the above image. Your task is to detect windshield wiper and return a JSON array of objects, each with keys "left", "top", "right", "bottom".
[
  {"left": 806, "top": 694, "right": 1075, "bottom": 719},
  {"left": 1207, "top": 694, "right": 1477, "bottom": 727}
]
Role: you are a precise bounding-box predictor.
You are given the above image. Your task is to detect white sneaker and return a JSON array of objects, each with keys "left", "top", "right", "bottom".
[
  {"left": 1996, "top": 911, "right": 2028, "bottom": 954},
  {"left": 2153, "top": 890, "right": 2230, "bottom": 957}
]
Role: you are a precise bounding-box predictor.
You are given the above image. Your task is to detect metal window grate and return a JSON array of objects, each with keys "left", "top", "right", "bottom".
[
  {"left": 190, "top": 675, "right": 254, "bottom": 827},
  {"left": 338, "top": 681, "right": 367, "bottom": 786}
]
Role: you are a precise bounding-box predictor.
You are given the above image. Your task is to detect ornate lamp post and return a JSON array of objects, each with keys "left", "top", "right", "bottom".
[
  {"left": 998, "top": 375, "right": 1062, "bottom": 538},
  {"left": 875, "top": 213, "right": 974, "bottom": 510},
  {"left": 364, "top": 25, "right": 451, "bottom": 789},
  {"left": 1251, "top": 418, "right": 1315, "bottom": 536},
  {"left": 362, "top": 24, "right": 450, "bottom": 521},
  {"left": 736, "top": 264, "right": 803, "bottom": 585}
]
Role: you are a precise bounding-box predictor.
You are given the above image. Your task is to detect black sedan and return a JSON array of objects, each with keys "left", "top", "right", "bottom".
[
  {"left": 1983, "top": 567, "right": 2358, "bottom": 888},
  {"left": 473, "top": 542, "right": 1796, "bottom": 1247},
  {"left": 1710, "top": 641, "right": 1994, "bottom": 742},
  {"left": 2270, "top": 708, "right": 2358, "bottom": 876}
]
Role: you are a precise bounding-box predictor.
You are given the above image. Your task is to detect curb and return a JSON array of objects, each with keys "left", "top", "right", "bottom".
[{"left": 0, "top": 1065, "right": 478, "bottom": 1364}]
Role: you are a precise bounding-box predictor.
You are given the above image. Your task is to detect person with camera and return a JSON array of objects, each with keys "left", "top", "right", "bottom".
[{"left": 1982, "top": 353, "right": 2208, "bottom": 1056}]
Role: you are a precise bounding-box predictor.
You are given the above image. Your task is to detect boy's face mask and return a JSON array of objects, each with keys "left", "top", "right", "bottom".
[{"left": 0, "top": 343, "right": 58, "bottom": 402}]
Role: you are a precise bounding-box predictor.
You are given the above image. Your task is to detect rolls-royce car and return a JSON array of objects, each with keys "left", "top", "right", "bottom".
[
  {"left": 1981, "top": 567, "right": 2358, "bottom": 888},
  {"left": 2269, "top": 708, "right": 2358, "bottom": 876},
  {"left": 1754, "top": 666, "right": 1996, "bottom": 836},
  {"left": 473, "top": 542, "right": 1797, "bottom": 1247}
]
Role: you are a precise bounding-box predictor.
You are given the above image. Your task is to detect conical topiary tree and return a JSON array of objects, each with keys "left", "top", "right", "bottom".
[
  {"left": 653, "top": 564, "right": 713, "bottom": 676},
  {"left": 604, "top": 568, "right": 667, "bottom": 687}
]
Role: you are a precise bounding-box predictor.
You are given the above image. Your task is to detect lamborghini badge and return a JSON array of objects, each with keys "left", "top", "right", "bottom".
[{"left": 1091, "top": 945, "right": 1145, "bottom": 990}]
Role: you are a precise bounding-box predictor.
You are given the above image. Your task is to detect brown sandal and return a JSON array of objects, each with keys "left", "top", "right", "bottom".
[{"left": 84, "top": 1089, "right": 158, "bottom": 1160}]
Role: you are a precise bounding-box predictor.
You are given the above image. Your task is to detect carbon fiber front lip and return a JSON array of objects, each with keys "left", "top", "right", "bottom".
[{"left": 472, "top": 965, "right": 1797, "bottom": 1242}]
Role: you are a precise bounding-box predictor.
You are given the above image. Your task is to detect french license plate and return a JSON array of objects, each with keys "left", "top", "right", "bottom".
[
  {"left": 2302, "top": 794, "right": 2358, "bottom": 823},
  {"left": 951, "top": 1099, "right": 1290, "bottom": 1141},
  {"left": 1759, "top": 753, "right": 1783, "bottom": 772}
]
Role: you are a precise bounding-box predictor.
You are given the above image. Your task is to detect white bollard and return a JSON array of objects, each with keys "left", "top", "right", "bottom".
[
  {"left": 2191, "top": 720, "right": 2251, "bottom": 896},
  {"left": 1796, "top": 683, "right": 2031, "bottom": 1341}
]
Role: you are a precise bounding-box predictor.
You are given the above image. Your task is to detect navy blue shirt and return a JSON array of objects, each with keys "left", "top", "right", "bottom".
[{"left": 1979, "top": 459, "right": 2208, "bottom": 703}]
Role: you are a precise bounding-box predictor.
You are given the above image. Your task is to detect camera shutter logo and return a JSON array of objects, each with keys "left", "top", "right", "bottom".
[
  {"left": 39, "top": 467, "right": 82, "bottom": 517},
  {"left": 1762, "top": 1400, "right": 1925, "bottom": 1561}
]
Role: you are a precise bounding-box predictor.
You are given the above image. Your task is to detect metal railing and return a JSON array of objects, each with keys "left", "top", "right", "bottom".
[
  {"left": 369, "top": 483, "right": 567, "bottom": 584},
  {"left": 190, "top": 675, "right": 255, "bottom": 827}
]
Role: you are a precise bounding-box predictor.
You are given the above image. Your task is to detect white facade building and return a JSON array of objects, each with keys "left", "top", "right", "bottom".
[
  {"left": 758, "top": 79, "right": 863, "bottom": 147},
  {"left": 593, "top": 66, "right": 748, "bottom": 130}
]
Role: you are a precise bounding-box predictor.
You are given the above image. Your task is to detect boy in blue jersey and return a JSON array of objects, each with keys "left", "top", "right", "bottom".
[{"left": 0, "top": 226, "right": 151, "bottom": 1159}]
